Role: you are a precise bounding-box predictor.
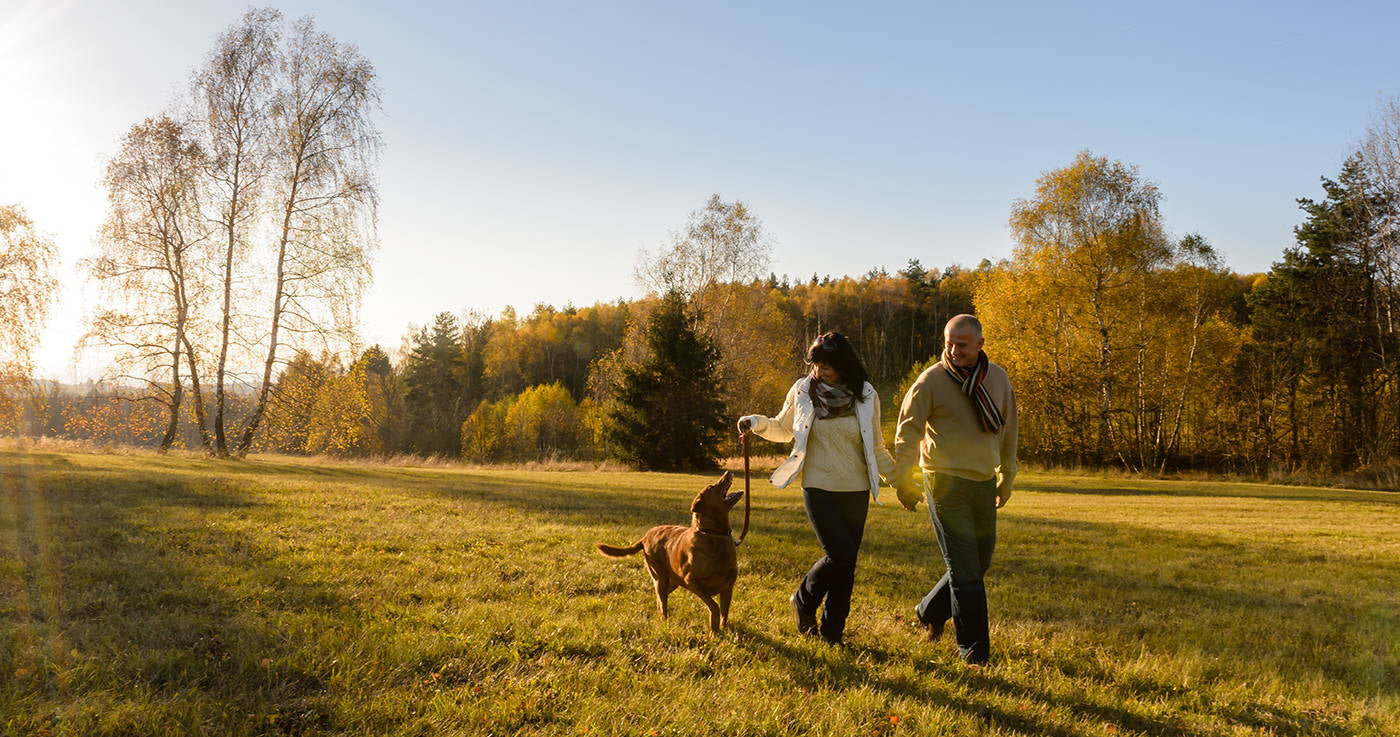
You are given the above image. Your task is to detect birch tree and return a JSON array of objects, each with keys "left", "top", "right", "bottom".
[
  {"left": 1009, "top": 151, "right": 1171, "bottom": 463},
  {"left": 0, "top": 204, "right": 59, "bottom": 434},
  {"left": 635, "top": 194, "right": 770, "bottom": 300},
  {"left": 84, "top": 116, "right": 213, "bottom": 450},
  {"left": 193, "top": 6, "right": 279, "bottom": 457},
  {"left": 1359, "top": 96, "right": 1400, "bottom": 454},
  {"left": 633, "top": 195, "right": 781, "bottom": 415},
  {"left": 235, "top": 16, "right": 381, "bottom": 456}
]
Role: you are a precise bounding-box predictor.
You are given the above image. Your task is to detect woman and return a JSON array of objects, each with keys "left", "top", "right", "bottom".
[{"left": 738, "top": 332, "right": 895, "bottom": 644}]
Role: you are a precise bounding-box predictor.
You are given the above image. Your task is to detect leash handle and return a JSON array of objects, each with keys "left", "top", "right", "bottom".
[{"left": 734, "top": 431, "right": 752, "bottom": 547}]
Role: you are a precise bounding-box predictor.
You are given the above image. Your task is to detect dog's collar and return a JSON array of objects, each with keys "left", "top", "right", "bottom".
[{"left": 696, "top": 527, "right": 732, "bottom": 537}]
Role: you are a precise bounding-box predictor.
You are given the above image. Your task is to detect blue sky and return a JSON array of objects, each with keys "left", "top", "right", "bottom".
[{"left": 2, "top": 0, "right": 1395, "bottom": 379}]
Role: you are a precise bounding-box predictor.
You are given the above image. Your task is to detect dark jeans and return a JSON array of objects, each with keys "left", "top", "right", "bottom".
[
  {"left": 914, "top": 472, "right": 997, "bottom": 663},
  {"left": 795, "top": 488, "right": 869, "bottom": 642}
]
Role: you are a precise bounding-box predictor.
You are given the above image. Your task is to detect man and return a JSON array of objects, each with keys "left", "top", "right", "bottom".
[{"left": 892, "top": 314, "right": 1018, "bottom": 665}]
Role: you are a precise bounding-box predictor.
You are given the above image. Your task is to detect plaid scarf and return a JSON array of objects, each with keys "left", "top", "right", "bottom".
[
  {"left": 944, "top": 349, "right": 1003, "bottom": 433},
  {"left": 809, "top": 378, "right": 855, "bottom": 419}
]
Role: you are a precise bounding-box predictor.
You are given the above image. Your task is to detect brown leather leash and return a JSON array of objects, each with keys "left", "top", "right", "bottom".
[{"left": 733, "top": 431, "right": 752, "bottom": 547}]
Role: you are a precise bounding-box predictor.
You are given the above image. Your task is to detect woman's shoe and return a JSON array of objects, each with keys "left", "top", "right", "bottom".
[
  {"left": 914, "top": 606, "right": 944, "bottom": 641},
  {"left": 790, "top": 593, "right": 817, "bottom": 635},
  {"left": 912, "top": 610, "right": 946, "bottom": 644}
]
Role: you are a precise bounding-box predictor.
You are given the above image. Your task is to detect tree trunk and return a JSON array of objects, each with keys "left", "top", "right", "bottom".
[
  {"left": 1092, "top": 286, "right": 1113, "bottom": 465},
  {"left": 236, "top": 159, "right": 302, "bottom": 457},
  {"left": 213, "top": 167, "right": 242, "bottom": 459},
  {"left": 160, "top": 338, "right": 183, "bottom": 451},
  {"left": 1161, "top": 290, "right": 1205, "bottom": 473}
]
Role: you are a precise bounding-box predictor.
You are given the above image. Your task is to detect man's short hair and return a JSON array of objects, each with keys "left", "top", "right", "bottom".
[{"left": 945, "top": 314, "right": 983, "bottom": 336}]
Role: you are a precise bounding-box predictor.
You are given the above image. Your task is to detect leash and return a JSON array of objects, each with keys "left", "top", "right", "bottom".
[{"left": 733, "top": 431, "right": 752, "bottom": 547}]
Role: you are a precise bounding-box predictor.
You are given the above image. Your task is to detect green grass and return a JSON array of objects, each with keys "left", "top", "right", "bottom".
[{"left": 1, "top": 448, "right": 1397, "bottom": 736}]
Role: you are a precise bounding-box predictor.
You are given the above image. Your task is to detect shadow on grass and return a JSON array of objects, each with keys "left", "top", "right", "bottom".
[
  {"left": 871, "top": 513, "right": 1398, "bottom": 699},
  {"left": 726, "top": 624, "right": 1347, "bottom": 737},
  {"left": 0, "top": 457, "right": 354, "bottom": 734},
  {"left": 728, "top": 624, "right": 1183, "bottom": 737},
  {"left": 1016, "top": 476, "right": 1400, "bottom": 505}
]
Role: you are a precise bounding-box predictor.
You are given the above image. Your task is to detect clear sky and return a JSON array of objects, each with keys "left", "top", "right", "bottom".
[{"left": 3, "top": 0, "right": 1396, "bottom": 381}]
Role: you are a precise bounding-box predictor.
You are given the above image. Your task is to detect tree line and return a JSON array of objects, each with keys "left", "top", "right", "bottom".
[
  {"left": 8, "top": 225, "right": 978, "bottom": 465},
  {"left": 22, "top": 134, "right": 1400, "bottom": 479},
  {"left": 12, "top": 140, "right": 1400, "bottom": 478}
]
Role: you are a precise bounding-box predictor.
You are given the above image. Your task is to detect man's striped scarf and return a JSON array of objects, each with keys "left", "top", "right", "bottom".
[{"left": 944, "top": 350, "right": 1003, "bottom": 433}]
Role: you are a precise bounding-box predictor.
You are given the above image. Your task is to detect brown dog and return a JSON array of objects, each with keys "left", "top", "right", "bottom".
[{"left": 596, "top": 471, "right": 744, "bottom": 632}]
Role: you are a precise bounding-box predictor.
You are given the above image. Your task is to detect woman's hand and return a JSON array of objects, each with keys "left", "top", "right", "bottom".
[
  {"left": 995, "top": 484, "right": 1012, "bottom": 508},
  {"left": 895, "top": 480, "right": 921, "bottom": 511},
  {"left": 737, "top": 417, "right": 752, "bottom": 433}
]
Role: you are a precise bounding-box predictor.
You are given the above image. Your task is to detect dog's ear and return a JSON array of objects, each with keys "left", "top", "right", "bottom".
[{"left": 691, "top": 491, "right": 705, "bottom": 513}]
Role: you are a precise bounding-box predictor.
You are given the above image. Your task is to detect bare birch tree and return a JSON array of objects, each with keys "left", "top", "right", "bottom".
[
  {"left": 84, "top": 116, "right": 213, "bottom": 450},
  {"left": 633, "top": 195, "right": 775, "bottom": 413},
  {"left": 1359, "top": 96, "right": 1400, "bottom": 448},
  {"left": 635, "top": 194, "right": 770, "bottom": 300},
  {"left": 193, "top": 7, "right": 280, "bottom": 457},
  {"left": 235, "top": 16, "right": 381, "bottom": 456}
]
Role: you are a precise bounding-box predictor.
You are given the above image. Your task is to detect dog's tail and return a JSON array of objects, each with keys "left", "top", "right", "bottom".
[{"left": 595, "top": 540, "right": 644, "bottom": 557}]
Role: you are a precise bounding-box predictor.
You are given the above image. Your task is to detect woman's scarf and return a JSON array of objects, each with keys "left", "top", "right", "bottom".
[
  {"left": 944, "top": 349, "right": 1003, "bottom": 433},
  {"left": 809, "top": 377, "right": 855, "bottom": 419}
]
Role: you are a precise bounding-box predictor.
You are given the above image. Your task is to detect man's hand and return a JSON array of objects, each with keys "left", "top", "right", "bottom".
[
  {"left": 995, "top": 485, "right": 1012, "bottom": 509},
  {"left": 737, "top": 417, "right": 752, "bottom": 434},
  {"left": 895, "top": 481, "right": 921, "bottom": 512}
]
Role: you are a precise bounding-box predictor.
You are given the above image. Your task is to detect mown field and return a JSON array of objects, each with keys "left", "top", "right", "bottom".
[{"left": 0, "top": 447, "right": 1396, "bottom": 736}]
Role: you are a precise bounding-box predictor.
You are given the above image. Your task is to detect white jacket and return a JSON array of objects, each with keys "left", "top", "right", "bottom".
[{"left": 740, "top": 377, "right": 896, "bottom": 502}]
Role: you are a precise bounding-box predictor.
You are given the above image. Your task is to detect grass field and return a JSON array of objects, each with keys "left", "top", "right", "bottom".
[{"left": 1, "top": 447, "right": 1397, "bottom": 736}]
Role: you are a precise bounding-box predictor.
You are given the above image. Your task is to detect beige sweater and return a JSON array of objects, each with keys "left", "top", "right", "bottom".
[{"left": 893, "top": 360, "right": 1018, "bottom": 490}]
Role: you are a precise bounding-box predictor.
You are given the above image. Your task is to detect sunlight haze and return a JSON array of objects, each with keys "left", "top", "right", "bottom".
[{"left": 3, "top": 0, "right": 1395, "bottom": 381}]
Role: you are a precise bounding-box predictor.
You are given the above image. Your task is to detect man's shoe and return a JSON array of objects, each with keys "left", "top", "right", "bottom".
[{"left": 791, "top": 594, "right": 817, "bottom": 635}]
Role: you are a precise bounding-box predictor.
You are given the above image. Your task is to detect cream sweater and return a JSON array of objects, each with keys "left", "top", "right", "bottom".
[
  {"left": 803, "top": 414, "right": 869, "bottom": 492},
  {"left": 740, "top": 377, "right": 896, "bottom": 501},
  {"left": 892, "top": 360, "right": 1018, "bottom": 490}
]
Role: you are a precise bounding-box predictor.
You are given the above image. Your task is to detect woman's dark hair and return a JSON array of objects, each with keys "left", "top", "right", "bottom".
[{"left": 806, "top": 331, "right": 870, "bottom": 401}]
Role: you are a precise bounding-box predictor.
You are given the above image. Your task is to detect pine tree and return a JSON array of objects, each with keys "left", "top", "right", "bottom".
[
  {"left": 605, "top": 291, "right": 727, "bottom": 470},
  {"left": 401, "top": 312, "right": 467, "bottom": 455},
  {"left": 1247, "top": 156, "right": 1394, "bottom": 470}
]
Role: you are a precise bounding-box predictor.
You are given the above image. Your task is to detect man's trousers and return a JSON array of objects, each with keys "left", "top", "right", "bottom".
[{"left": 915, "top": 472, "right": 997, "bottom": 664}]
